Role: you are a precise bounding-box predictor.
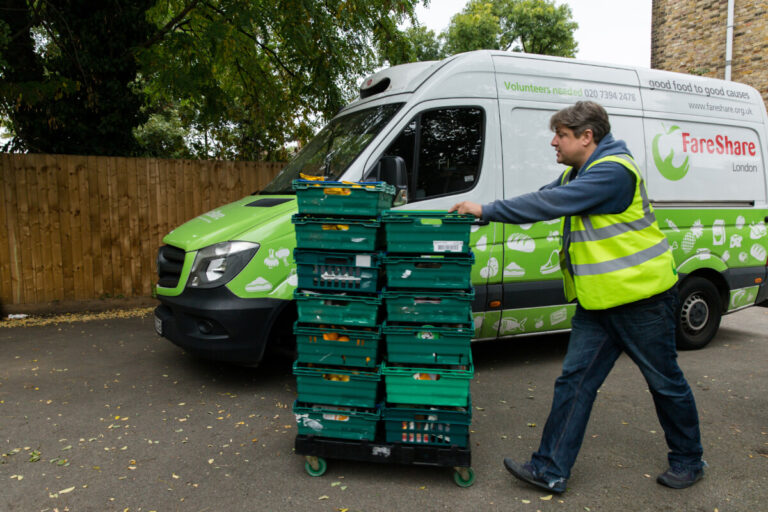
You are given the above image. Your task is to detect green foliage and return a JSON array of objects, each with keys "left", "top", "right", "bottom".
[
  {"left": 0, "top": 0, "right": 155, "bottom": 155},
  {"left": 442, "top": 0, "right": 577, "bottom": 57},
  {"left": 444, "top": 1, "right": 502, "bottom": 55},
  {"left": 380, "top": 25, "right": 445, "bottom": 67},
  {"left": 496, "top": 0, "right": 578, "bottom": 56},
  {"left": 137, "top": 0, "right": 421, "bottom": 160}
]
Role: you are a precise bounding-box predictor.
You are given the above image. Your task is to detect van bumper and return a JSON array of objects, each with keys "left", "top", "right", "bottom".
[
  {"left": 756, "top": 279, "right": 768, "bottom": 307},
  {"left": 154, "top": 287, "right": 288, "bottom": 365}
]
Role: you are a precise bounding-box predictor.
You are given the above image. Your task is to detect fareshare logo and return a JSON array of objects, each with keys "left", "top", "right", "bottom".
[{"left": 652, "top": 124, "right": 690, "bottom": 181}]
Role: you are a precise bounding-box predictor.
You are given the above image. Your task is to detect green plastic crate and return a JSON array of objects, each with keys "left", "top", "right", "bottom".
[
  {"left": 383, "top": 289, "right": 474, "bottom": 324},
  {"left": 294, "top": 401, "right": 380, "bottom": 441},
  {"left": 381, "top": 360, "right": 473, "bottom": 407},
  {"left": 383, "top": 321, "right": 472, "bottom": 365},
  {"left": 293, "top": 180, "right": 395, "bottom": 216},
  {"left": 382, "top": 211, "right": 474, "bottom": 254},
  {"left": 292, "top": 215, "right": 381, "bottom": 251},
  {"left": 294, "top": 249, "right": 382, "bottom": 293},
  {"left": 293, "top": 362, "right": 381, "bottom": 408},
  {"left": 383, "top": 253, "right": 474, "bottom": 290},
  {"left": 294, "top": 322, "right": 380, "bottom": 367},
  {"left": 295, "top": 291, "right": 381, "bottom": 327},
  {"left": 382, "top": 401, "right": 471, "bottom": 447}
]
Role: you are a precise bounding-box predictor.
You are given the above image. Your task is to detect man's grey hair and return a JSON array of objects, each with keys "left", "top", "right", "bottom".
[{"left": 550, "top": 101, "right": 611, "bottom": 143}]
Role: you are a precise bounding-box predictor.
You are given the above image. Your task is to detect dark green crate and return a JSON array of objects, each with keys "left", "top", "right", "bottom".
[
  {"left": 383, "top": 289, "right": 474, "bottom": 324},
  {"left": 294, "top": 322, "right": 380, "bottom": 367},
  {"left": 381, "top": 360, "right": 473, "bottom": 407},
  {"left": 294, "top": 401, "right": 380, "bottom": 441},
  {"left": 382, "top": 211, "right": 474, "bottom": 254},
  {"left": 383, "top": 321, "right": 472, "bottom": 365},
  {"left": 383, "top": 253, "right": 474, "bottom": 290},
  {"left": 293, "top": 180, "right": 395, "bottom": 216},
  {"left": 294, "top": 249, "right": 382, "bottom": 293},
  {"left": 292, "top": 215, "right": 382, "bottom": 251},
  {"left": 295, "top": 291, "right": 381, "bottom": 327},
  {"left": 382, "top": 401, "right": 471, "bottom": 447},
  {"left": 293, "top": 362, "right": 381, "bottom": 408}
]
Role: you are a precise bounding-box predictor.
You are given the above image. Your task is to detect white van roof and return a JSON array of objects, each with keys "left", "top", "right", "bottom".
[{"left": 345, "top": 50, "right": 765, "bottom": 123}]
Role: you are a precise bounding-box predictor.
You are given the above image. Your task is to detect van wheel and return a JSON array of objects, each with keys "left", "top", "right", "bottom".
[{"left": 676, "top": 277, "right": 722, "bottom": 350}]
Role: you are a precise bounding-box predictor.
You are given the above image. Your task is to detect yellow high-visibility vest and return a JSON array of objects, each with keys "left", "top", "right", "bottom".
[{"left": 559, "top": 154, "right": 678, "bottom": 309}]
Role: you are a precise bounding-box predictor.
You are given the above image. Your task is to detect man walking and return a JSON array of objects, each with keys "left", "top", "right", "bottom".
[{"left": 451, "top": 101, "right": 705, "bottom": 493}]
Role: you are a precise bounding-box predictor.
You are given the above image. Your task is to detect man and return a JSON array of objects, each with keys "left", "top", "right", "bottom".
[{"left": 451, "top": 101, "right": 705, "bottom": 493}]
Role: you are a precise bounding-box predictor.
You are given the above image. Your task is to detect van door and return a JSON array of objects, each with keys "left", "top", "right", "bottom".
[
  {"left": 362, "top": 99, "right": 504, "bottom": 339},
  {"left": 497, "top": 106, "right": 572, "bottom": 337}
]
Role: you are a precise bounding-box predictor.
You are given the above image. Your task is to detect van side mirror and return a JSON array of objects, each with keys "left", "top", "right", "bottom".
[{"left": 367, "top": 155, "right": 408, "bottom": 205}]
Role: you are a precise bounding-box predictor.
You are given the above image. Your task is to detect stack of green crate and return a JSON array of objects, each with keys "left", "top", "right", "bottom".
[
  {"left": 380, "top": 211, "right": 475, "bottom": 447},
  {"left": 291, "top": 179, "right": 395, "bottom": 441}
]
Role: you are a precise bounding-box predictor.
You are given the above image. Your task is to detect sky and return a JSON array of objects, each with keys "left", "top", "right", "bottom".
[{"left": 415, "top": 0, "right": 652, "bottom": 68}]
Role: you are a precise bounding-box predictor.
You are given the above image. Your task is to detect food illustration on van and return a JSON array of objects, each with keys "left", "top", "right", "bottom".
[
  {"left": 507, "top": 233, "right": 535, "bottom": 252},
  {"left": 479, "top": 257, "right": 499, "bottom": 278}
]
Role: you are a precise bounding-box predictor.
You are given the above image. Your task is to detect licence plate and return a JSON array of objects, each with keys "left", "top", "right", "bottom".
[{"left": 154, "top": 314, "right": 163, "bottom": 336}]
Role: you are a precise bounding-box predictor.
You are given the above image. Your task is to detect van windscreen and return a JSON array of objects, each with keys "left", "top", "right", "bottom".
[{"left": 262, "top": 103, "right": 403, "bottom": 194}]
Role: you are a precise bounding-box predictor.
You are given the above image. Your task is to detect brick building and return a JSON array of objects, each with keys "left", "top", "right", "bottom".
[{"left": 651, "top": 0, "right": 768, "bottom": 107}]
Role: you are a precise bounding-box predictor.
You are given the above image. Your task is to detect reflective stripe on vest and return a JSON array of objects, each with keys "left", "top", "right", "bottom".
[{"left": 560, "top": 154, "right": 677, "bottom": 309}]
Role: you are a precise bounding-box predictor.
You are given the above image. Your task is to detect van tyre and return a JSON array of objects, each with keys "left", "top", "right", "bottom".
[{"left": 676, "top": 277, "right": 722, "bottom": 350}]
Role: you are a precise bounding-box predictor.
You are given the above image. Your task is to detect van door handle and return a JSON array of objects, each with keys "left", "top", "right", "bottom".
[{"left": 764, "top": 216, "right": 768, "bottom": 223}]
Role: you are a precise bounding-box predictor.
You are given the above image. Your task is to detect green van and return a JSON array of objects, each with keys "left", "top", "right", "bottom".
[{"left": 154, "top": 50, "right": 768, "bottom": 365}]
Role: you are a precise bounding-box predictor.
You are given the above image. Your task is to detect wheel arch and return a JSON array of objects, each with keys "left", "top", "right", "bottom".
[{"left": 678, "top": 268, "right": 729, "bottom": 314}]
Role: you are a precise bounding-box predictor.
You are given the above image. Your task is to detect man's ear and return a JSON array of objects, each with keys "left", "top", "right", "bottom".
[{"left": 580, "top": 128, "right": 595, "bottom": 147}]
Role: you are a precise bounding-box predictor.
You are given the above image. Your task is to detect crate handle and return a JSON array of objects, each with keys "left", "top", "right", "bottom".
[
  {"left": 325, "top": 257, "right": 349, "bottom": 265},
  {"left": 414, "top": 262, "right": 442, "bottom": 269},
  {"left": 322, "top": 332, "right": 350, "bottom": 342},
  {"left": 322, "top": 373, "right": 350, "bottom": 382},
  {"left": 324, "top": 187, "right": 352, "bottom": 196},
  {"left": 413, "top": 373, "right": 441, "bottom": 381},
  {"left": 414, "top": 298, "right": 441, "bottom": 304},
  {"left": 321, "top": 224, "right": 350, "bottom": 231},
  {"left": 322, "top": 413, "right": 350, "bottom": 421},
  {"left": 419, "top": 218, "right": 443, "bottom": 226},
  {"left": 416, "top": 330, "right": 439, "bottom": 340},
  {"left": 323, "top": 299, "right": 350, "bottom": 306}
]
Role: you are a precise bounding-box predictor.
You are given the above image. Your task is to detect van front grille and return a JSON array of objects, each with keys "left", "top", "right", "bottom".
[{"left": 157, "top": 245, "right": 186, "bottom": 288}]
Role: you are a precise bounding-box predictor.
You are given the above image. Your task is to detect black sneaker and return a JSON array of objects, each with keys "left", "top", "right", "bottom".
[
  {"left": 503, "top": 458, "right": 567, "bottom": 493},
  {"left": 656, "top": 465, "right": 705, "bottom": 489}
]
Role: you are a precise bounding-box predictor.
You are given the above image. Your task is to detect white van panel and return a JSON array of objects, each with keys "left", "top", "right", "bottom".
[
  {"left": 643, "top": 118, "right": 766, "bottom": 202},
  {"left": 493, "top": 57, "right": 642, "bottom": 110},
  {"left": 637, "top": 69, "right": 763, "bottom": 123},
  {"left": 500, "top": 106, "right": 647, "bottom": 197}
]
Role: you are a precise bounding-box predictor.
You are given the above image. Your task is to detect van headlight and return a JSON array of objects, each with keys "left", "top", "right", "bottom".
[{"left": 188, "top": 241, "right": 260, "bottom": 289}]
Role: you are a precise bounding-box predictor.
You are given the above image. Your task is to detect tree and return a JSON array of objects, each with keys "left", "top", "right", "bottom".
[
  {"left": 443, "top": 0, "right": 578, "bottom": 57},
  {"left": 137, "top": 0, "right": 422, "bottom": 160},
  {"left": 497, "top": 0, "right": 578, "bottom": 56},
  {"left": 0, "top": 0, "right": 155, "bottom": 155},
  {"left": 0, "top": 0, "right": 422, "bottom": 158},
  {"left": 379, "top": 25, "right": 444, "bottom": 67}
]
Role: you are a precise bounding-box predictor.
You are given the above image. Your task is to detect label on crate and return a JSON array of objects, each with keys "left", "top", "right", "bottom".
[
  {"left": 433, "top": 240, "right": 464, "bottom": 252},
  {"left": 355, "top": 254, "right": 372, "bottom": 267}
]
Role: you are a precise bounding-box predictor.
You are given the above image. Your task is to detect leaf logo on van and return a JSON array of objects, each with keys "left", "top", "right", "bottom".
[{"left": 652, "top": 124, "right": 690, "bottom": 181}]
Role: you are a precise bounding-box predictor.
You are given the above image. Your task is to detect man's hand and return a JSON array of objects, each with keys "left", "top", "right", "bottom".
[{"left": 449, "top": 201, "right": 482, "bottom": 218}]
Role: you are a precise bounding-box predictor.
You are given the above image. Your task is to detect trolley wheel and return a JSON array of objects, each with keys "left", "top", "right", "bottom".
[
  {"left": 453, "top": 466, "right": 475, "bottom": 487},
  {"left": 304, "top": 456, "right": 327, "bottom": 477}
]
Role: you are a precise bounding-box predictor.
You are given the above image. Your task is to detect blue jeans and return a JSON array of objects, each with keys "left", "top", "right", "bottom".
[{"left": 530, "top": 290, "right": 704, "bottom": 483}]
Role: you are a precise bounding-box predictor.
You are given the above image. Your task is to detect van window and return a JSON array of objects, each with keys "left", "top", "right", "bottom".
[
  {"left": 383, "top": 107, "right": 484, "bottom": 201},
  {"left": 263, "top": 103, "right": 403, "bottom": 193}
]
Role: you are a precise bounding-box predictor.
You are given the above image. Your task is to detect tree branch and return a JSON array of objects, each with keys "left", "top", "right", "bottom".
[{"left": 140, "top": 0, "right": 202, "bottom": 50}]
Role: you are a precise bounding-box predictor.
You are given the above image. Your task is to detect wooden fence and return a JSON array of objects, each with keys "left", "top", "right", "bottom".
[{"left": 0, "top": 154, "right": 284, "bottom": 306}]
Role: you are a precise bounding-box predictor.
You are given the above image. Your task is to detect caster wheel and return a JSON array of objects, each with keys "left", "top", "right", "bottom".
[
  {"left": 453, "top": 467, "right": 475, "bottom": 487},
  {"left": 304, "top": 456, "right": 327, "bottom": 477}
]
